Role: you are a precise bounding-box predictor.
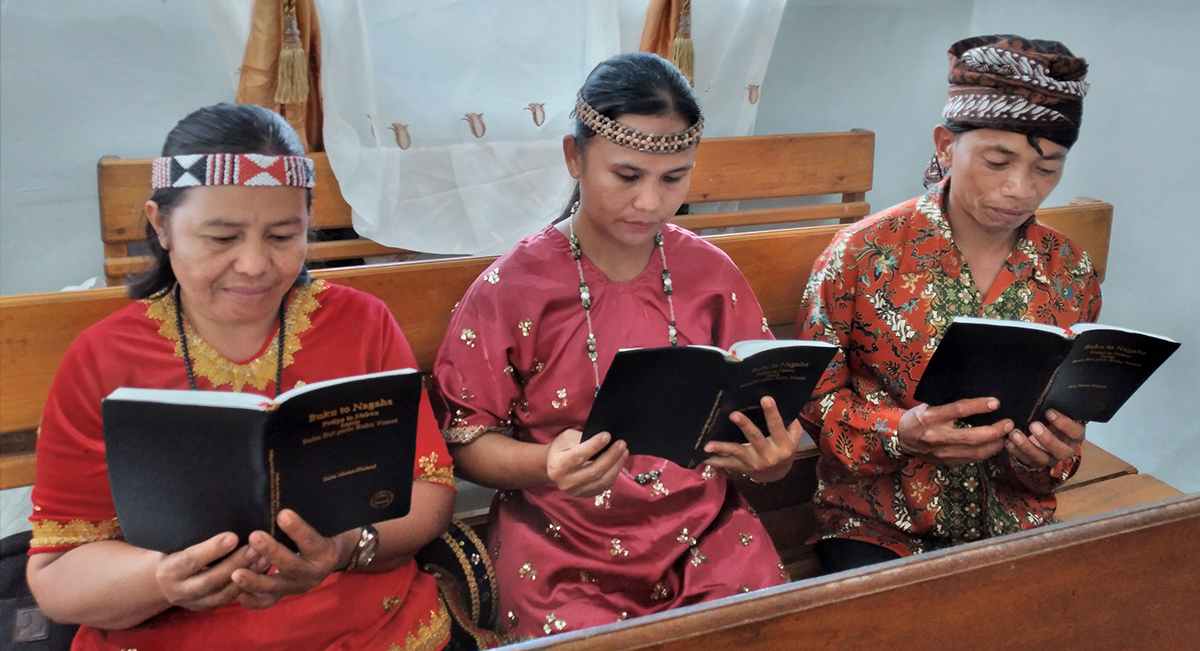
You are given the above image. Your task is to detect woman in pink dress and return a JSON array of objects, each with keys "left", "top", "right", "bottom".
[{"left": 431, "top": 53, "right": 803, "bottom": 639}]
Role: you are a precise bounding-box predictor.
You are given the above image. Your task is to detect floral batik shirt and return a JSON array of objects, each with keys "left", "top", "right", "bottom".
[{"left": 796, "top": 179, "right": 1102, "bottom": 556}]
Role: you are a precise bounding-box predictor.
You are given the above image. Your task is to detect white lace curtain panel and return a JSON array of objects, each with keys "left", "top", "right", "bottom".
[{"left": 207, "top": 0, "right": 786, "bottom": 256}]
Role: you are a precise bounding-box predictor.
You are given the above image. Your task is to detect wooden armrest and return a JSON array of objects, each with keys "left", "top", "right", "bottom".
[{"left": 1057, "top": 474, "right": 1183, "bottom": 521}]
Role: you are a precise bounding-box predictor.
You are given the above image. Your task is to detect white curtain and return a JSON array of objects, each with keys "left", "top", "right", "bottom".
[
  {"left": 314, "top": 1, "right": 618, "bottom": 255},
  {"left": 206, "top": 0, "right": 786, "bottom": 255}
]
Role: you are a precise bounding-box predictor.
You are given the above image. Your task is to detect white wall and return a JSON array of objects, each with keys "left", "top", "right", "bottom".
[
  {"left": 0, "top": 0, "right": 234, "bottom": 295},
  {"left": 757, "top": 0, "right": 1200, "bottom": 493}
]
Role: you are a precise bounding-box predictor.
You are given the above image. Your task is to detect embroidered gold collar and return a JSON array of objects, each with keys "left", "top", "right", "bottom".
[{"left": 144, "top": 280, "right": 327, "bottom": 392}]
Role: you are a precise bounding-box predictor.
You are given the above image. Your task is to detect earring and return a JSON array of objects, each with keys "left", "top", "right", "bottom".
[
  {"left": 923, "top": 153, "right": 948, "bottom": 188},
  {"left": 570, "top": 201, "right": 580, "bottom": 217}
]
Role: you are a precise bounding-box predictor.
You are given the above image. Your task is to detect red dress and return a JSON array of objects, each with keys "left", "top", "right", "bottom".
[
  {"left": 30, "top": 280, "right": 457, "bottom": 651},
  {"left": 431, "top": 224, "right": 787, "bottom": 639},
  {"left": 796, "top": 180, "right": 1103, "bottom": 556}
]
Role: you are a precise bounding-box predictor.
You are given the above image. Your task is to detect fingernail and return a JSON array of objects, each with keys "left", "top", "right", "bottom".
[
  {"left": 244, "top": 546, "right": 256, "bottom": 559},
  {"left": 1012, "top": 430, "right": 1024, "bottom": 442},
  {"left": 1003, "top": 421, "right": 1014, "bottom": 433},
  {"left": 987, "top": 399, "right": 999, "bottom": 410},
  {"left": 1047, "top": 410, "right": 1059, "bottom": 421}
]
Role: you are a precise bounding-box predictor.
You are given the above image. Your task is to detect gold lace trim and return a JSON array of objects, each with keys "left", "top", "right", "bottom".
[
  {"left": 386, "top": 604, "right": 450, "bottom": 651},
  {"left": 416, "top": 452, "right": 456, "bottom": 489},
  {"left": 439, "top": 530, "right": 483, "bottom": 624},
  {"left": 144, "top": 280, "right": 327, "bottom": 392},
  {"left": 30, "top": 518, "right": 122, "bottom": 549},
  {"left": 443, "top": 424, "right": 513, "bottom": 444},
  {"left": 457, "top": 521, "right": 499, "bottom": 628}
]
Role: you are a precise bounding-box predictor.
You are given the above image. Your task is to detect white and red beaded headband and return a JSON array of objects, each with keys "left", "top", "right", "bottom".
[
  {"left": 150, "top": 153, "right": 315, "bottom": 189},
  {"left": 573, "top": 93, "right": 703, "bottom": 154}
]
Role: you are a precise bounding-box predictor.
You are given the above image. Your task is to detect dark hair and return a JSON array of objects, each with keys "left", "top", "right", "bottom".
[
  {"left": 944, "top": 121, "right": 1066, "bottom": 157},
  {"left": 127, "top": 103, "right": 314, "bottom": 299},
  {"left": 554, "top": 53, "right": 701, "bottom": 224}
]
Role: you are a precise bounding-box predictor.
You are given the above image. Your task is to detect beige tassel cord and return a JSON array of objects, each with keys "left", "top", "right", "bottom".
[
  {"left": 670, "top": 0, "right": 694, "bottom": 85},
  {"left": 275, "top": 0, "right": 309, "bottom": 105}
]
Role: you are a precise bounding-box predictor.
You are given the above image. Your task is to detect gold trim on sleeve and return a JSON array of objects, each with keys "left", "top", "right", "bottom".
[
  {"left": 30, "top": 518, "right": 122, "bottom": 549},
  {"left": 416, "top": 452, "right": 456, "bottom": 489},
  {"left": 386, "top": 604, "right": 451, "bottom": 651},
  {"left": 443, "top": 425, "right": 513, "bottom": 444},
  {"left": 144, "top": 280, "right": 327, "bottom": 392}
]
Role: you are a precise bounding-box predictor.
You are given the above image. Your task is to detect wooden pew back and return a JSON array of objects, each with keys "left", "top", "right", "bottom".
[
  {"left": 0, "top": 198, "right": 1113, "bottom": 446},
  {"left": 0, "top": 196, "right": 1129, "bottom": 589},
  {"left": 96, "top": 131, "right": 876, "bottom": 285}
]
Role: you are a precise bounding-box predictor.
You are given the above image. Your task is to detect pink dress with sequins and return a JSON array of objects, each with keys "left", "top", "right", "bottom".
[{"left": 431, "top": 224, "right": 787, "bottom": 639}]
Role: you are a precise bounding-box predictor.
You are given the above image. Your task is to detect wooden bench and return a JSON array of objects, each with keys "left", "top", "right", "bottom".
[
  {"left": 95, "top": 131, "right": 876, "bottom": 285},
  {"left": 4, "top": 125, "right": 1185, "bottom": 646},
  {"left": 3, "top": 193, "right": 1177, "bottom": 582}
]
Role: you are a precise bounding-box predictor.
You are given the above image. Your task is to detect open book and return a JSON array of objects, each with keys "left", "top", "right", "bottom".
[
  {"left": 913, "top": 317, "right": 1180, "bottom": 429},
  {"left": 103, "top": 369, "right": 423, "bottom": 554},
  {"left": 582, "top": 340, "right": 837, "bottom": 468}
]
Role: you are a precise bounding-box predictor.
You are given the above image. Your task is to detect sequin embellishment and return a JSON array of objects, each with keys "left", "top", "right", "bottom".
[{"left": 610, "top": 539, "right": 629, "bottom": 557}]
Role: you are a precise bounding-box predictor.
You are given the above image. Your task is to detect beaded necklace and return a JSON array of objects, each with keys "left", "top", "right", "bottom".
[
  {"left": 566, "top": 203, "right": 677, "bottom": 395},
  {"left": 173, "top": 283, "right": 288, "bottom": 398}
]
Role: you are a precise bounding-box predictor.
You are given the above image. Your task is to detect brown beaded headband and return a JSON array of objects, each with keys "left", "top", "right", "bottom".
[{"left": 572, "top": 93, "right": 703, "bottom": 154}]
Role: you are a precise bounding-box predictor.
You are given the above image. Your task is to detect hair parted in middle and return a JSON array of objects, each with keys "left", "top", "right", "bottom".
[{"left": 555, "top": 53, "right": 702, "bottom": 223}]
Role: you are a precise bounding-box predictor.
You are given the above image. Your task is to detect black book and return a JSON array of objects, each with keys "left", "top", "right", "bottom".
[
  {"left": 103, "top": 369, "right": 422, "bottom": 554},
  {"left": 582, "top": 340, "right": 837, "bottom": 468},
  {"left": 913, "top": 317, "right": 1180, "bottom": 430}
]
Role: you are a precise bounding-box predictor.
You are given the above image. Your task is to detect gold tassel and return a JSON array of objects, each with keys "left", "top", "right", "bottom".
[
  {"left": 670, "top": 1, "right": 695, "bottom": 86},
  {"left": 275, "top": 0, "right": 309, "bottom": 105}
]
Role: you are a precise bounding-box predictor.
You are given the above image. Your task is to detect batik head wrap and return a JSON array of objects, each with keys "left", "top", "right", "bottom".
[{"left": 925, "top": 34, "right": 1089, "bottom": 186}]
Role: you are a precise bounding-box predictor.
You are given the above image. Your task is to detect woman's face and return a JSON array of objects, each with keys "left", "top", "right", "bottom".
[
  {"left": 147, "top": 185, "right": 309, "bottom": 329},
  {"left": 566, "top": 112, "right": 697, "bottom": 248}
]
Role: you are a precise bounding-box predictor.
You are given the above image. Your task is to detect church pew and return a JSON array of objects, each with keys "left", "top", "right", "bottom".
[
  {"left": 3, "top": 196, "right": 1172, "bottom": 599},
  {"left": 95, "top": 131, "right": 876, "bottom": 285},
  {"left": 499, "top": 493, "right": 1200, "bottom": 651},
  {"left": 0, "top": 198, "right": 1115, "bottom": 488}
]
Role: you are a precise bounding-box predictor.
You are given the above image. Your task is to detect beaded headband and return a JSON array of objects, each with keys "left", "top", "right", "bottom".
[
  {"left": 150, "top": 153, "right": 315, "bottom": 189},
  {"left": 572, "top": 93, "right": 703, "bottom": 154}
]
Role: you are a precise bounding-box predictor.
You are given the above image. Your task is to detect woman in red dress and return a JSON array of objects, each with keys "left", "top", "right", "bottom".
[
  {"left": 27, "top": 104, "right": 459, "bottom": 651},
  {"left": 431, "top": 53, "right": 803, "bottom": 639}
]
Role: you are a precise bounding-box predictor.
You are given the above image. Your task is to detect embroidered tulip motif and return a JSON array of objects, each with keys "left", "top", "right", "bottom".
[
  {"left": 463, "top": 113, "right": 486, "bottom": 138},
  {"left": 747, "top": 85, "right": 760, "bottom": 105},
  {"left": 388, "top": 123, "right": 412, "bottom": 150},
  {"left": 526, "top": 102, "right": 546, "bottom": 126}
]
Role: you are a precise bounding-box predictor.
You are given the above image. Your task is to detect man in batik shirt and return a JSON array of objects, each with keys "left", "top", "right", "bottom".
[{"left": 798, "top": 35, "right": 1102, "bottom": 573}]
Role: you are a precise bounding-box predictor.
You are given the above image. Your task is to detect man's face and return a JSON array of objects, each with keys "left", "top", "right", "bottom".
[{"left": 935, "top": 127, "right": 1069, "bottom": 234}]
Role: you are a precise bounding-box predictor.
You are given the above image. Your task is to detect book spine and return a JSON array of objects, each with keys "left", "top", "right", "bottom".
[
  {"left": 690, "top": 389, "right": 725, "bottom": 468},
  {"left": 269, "top": 449, "right": 280, "bottom": 538},
  {"left": 1027, "top": 365, "right": 1061, "bottom": 428}
]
